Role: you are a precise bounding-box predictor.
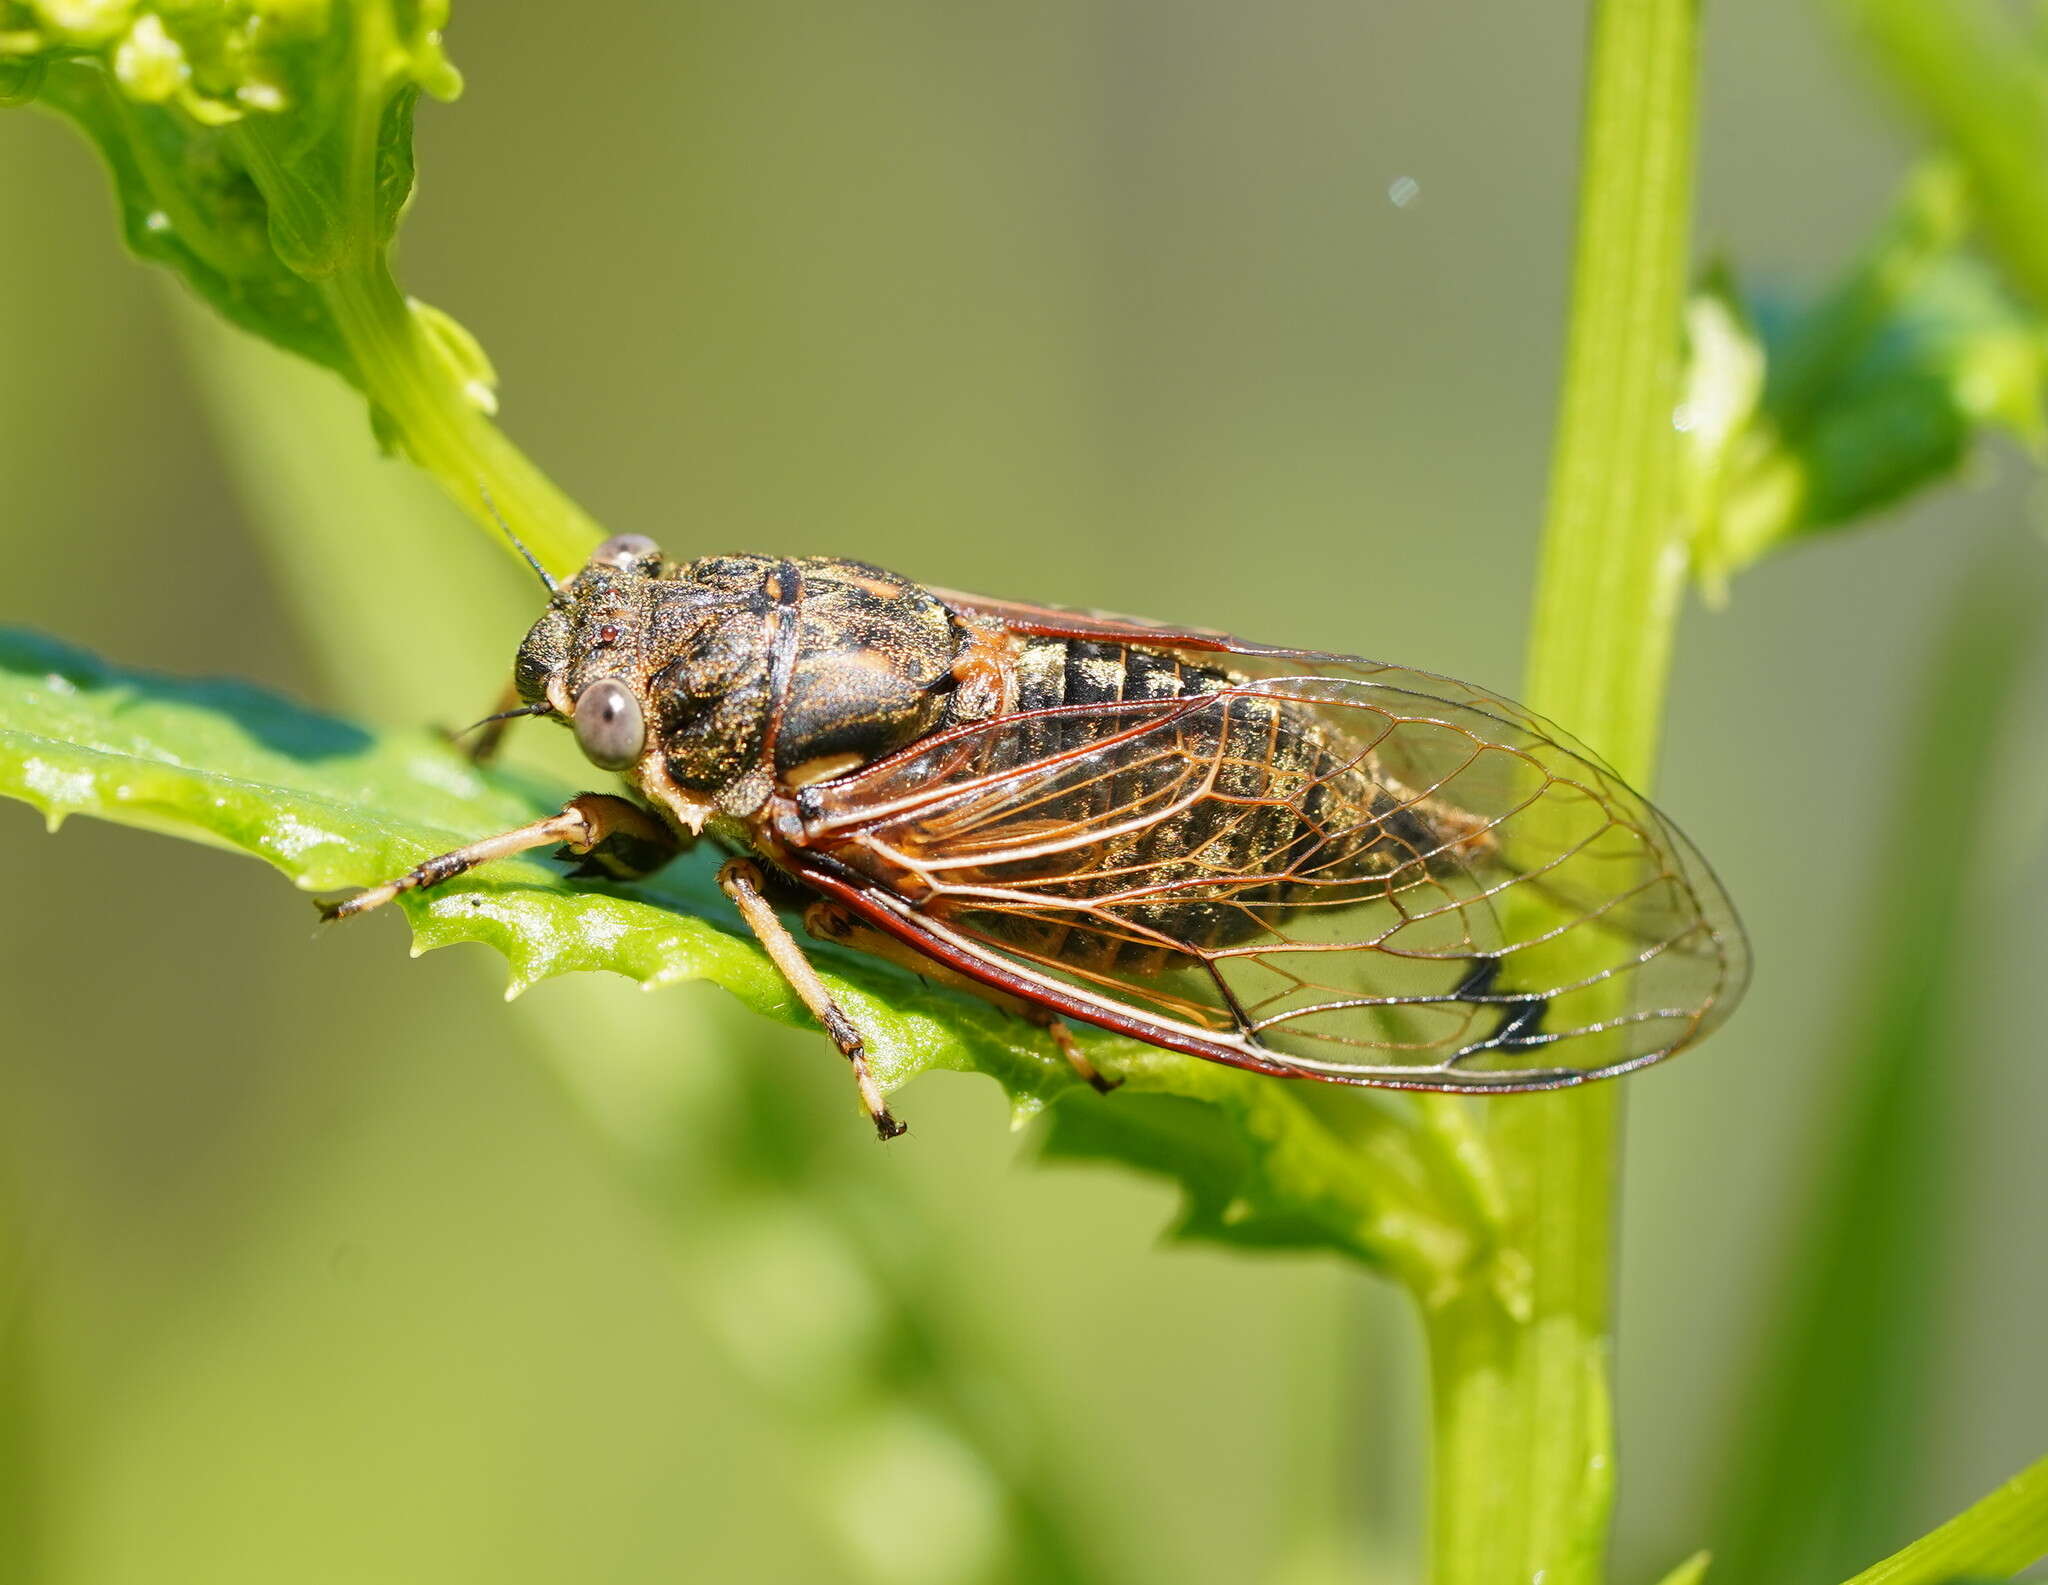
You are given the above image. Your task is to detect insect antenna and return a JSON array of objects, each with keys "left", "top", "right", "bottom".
[
  {"left": 478, "top": 483, "right": 559, "bottom": 594},
  {"left": 454, "top": 703, "right": 554, "bottom": 738}
]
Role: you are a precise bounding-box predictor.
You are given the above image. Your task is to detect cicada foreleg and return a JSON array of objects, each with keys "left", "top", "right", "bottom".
[
  {"left": 320, "top": 793, "right": 678, "bottom": 923},
  {"left": 719, "top": 861, "right": 908, "bottom": 1141},
  {"left": 800, "top": 901, "right": 1122, "bottom": 1096}
]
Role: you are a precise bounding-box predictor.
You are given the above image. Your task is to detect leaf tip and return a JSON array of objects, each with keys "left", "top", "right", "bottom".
[{"left": 1648, "top": 1547, "right": 1711, "bottom": 1585}]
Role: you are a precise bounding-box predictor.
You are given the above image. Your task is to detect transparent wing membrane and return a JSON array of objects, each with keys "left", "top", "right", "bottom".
[{"left": 798, "top": 661, "right": 1748, "bottom": 1091}]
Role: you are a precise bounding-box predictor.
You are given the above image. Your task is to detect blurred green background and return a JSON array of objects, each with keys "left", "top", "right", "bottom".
[{"left": 2, "top": 5, "right": 2044, "bottom": 1583}]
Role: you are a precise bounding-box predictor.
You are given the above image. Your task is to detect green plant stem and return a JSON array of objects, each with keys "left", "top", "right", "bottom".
[
  {"left": 223, "top": 0, "right": 602, "bottom": 578},
  {"left": 1838, "top": 1452, "right": 2048, "bottom": 1585},
  {"left": 299, "top": 7, "right": 597, "bottom": 581},
  {"left": 314, "top": 259, "right": 603, "bottom": 576},
  {"left": 1424, "top": 1, "right": 1700, "bottom": 1581}
]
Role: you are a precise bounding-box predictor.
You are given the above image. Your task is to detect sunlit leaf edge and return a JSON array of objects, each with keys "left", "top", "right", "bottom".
[{"left": 0, "top": 625, "right": 1484, "bottom": 1285}]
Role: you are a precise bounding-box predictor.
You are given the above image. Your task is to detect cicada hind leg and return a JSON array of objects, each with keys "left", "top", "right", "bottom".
[{"left": 801, "top": 901, "right": 1122, "bottom": 1096}]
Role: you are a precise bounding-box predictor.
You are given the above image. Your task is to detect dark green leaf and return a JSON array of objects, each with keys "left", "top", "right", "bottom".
[
  {"left": 0, "top": 625, "right": 1485, "bottom": 1288},
  {"left": 7, "top": 5, "right": 458, "bottom": 383},
  {"left": 1689, "top": 167, "right": 2048, "bottom": 590},
  {"left": 1, "top": 2, "right": 599, "bottom": 571}
]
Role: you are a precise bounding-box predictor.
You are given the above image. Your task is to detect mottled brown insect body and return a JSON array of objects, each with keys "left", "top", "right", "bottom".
[
  {"left": 329, "top": 535, "right": 1748, "bottom": 1137},
  {"left": 820, "top": 634, "right": 1412, "bottom": 977}
]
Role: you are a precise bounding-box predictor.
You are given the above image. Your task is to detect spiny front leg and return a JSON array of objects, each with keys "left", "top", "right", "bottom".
[
  {"left": 321, "top": 793, "right": 676, "bottom": 922},
  {"left": 720, "top": 860, "right": 906, "bottom": 1141}
]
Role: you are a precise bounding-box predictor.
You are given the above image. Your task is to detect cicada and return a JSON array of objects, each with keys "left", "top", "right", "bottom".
[{"left": 326, "top": 536, "right": 1749, "bottom": 1137}]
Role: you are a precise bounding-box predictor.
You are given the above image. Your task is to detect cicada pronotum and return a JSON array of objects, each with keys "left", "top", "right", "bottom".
[{"left": 327, "top": 537, "right": 1749, "bottom": 1138}]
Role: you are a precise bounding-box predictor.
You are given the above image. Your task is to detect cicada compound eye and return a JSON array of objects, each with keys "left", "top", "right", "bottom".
[
  {"left": 592, "top": 533, "right": 661, "bottom": 570},
  {"left": 572, "top": 678, "right": 646, "bottom": 771}
]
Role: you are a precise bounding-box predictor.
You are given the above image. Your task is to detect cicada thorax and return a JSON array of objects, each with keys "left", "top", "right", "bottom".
[
  {"left": 821, "top": 633, "right": 1485, "bottom": 978},
  {"left": 631, "top": 556, "right": 967, "bottom": 815}
]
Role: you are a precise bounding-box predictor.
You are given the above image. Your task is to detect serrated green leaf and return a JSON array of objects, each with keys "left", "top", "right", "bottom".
[
  {"left": 10, "top": 3, "right": 454, "bottom": 375},
  {"left": 0, "top": 624, "right": 1488, "bottom": 1292},
  {"left": 1, "top": 1, "right": 597, "bottom": 572}
]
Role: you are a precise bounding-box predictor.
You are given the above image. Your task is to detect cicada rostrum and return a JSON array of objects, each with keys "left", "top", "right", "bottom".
[{"left": 326, "top": 535, "right": 1749, "bottom": 1138}]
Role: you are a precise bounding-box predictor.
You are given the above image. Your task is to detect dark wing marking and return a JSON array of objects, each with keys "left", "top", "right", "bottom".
[{"left": 789, "top": 670, "right": 1748, "bottom": 1091}]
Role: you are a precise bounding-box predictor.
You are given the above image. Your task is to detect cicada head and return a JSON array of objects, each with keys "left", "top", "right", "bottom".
[
  {"left": 511, "top": 534, "right": 670, "bottom": 781},
  {"left": 514, "top": 541, "right": 967, "bottom": 824}
]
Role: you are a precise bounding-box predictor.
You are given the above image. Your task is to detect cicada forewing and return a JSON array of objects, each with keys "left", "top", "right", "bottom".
[{"left": 788, "top": 654, "right": 1748, "bottom": 1092}]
